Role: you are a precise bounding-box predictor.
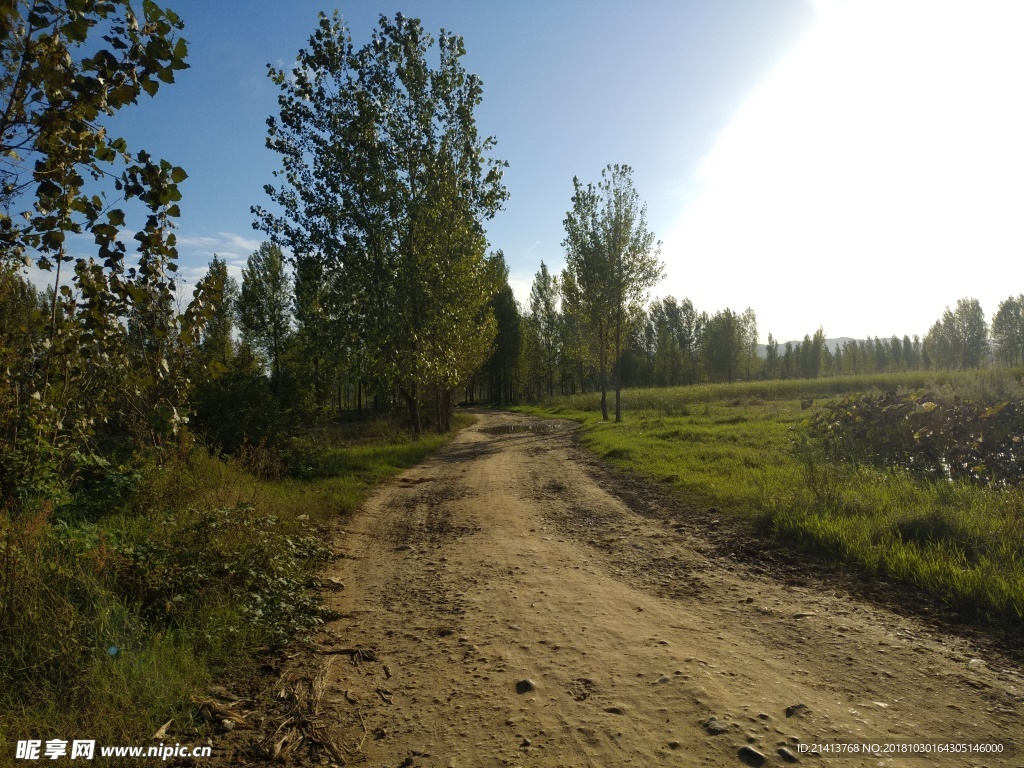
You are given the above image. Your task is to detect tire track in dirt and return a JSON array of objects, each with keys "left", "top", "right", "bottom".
[{"left": 218, "top": 410, "right": 1023, "bottom": 768}]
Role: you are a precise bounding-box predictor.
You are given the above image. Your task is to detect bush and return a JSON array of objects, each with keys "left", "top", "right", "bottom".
[
  {"left": 808, "top": 390, "right": 1024, "bottom": 485},
  {"left": 191, "top": 357, "right": 287, "bottom": 455}
]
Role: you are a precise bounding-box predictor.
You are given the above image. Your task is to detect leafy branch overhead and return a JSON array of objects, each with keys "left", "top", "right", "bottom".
[
  {"left": 1, "top": 0, "right": 189, "bottom": 273},
  {"left": 0, "top": 0, "right": 221, "bottom": 505}
]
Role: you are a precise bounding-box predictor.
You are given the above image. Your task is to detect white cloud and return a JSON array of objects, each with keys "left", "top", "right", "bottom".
[
  {"left": 509, "top": 275, "right": 533, "bottom": 310},
  {"left": 177, "top": 231, "right": 263, "bottom": 259}
]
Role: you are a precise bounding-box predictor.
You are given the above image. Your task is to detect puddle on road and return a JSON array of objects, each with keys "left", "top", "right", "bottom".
[{"left": 480, "top": 422, "right": 569, "bottom": 435}]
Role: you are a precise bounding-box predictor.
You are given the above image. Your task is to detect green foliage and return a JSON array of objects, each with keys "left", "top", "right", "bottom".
[
  {"left": 197, "top": 254, "right": 238, "bottom": 370},
  {"left": 238, "top": 242, "right": 292, "bottom": 388},
  {"left": 924, "top": 298, "right": 988, "bottom": 371},
  {"left": 0, "top": 0, "right": 227, "bottom": 514},
  {"left": 809, "top": 389, "right": 1024, "bottom": 486},
  {"left": 525, "top": 261, "right": 561, "bottom": 398},
  {"left": 480, "top": 251, "right": 521, "bottom": 405},
  {"left": 562, "top": 164, "right": 663, "bottom": 421},
  {"left": 191, "top": 345, "right": 286, "bottom": 455},
  {"left": 116, "top": 503, "right": 330, "bottom": 646},
  {"left": 702, "top": 308, "right": 743, "bottom": 383},
  {"left": 992, "top": 294, "right": 1024, "bottom": 367},
  {"left": 1, "top": 0, "right": 188, "bottom": 268},
  {"left": 256, "top": 11, "right": 507, "bottom": 434},
  {"left": 289, "top": 249, "right": 345, "bottom": 414},
  {"left": 1, "top": 415, "right": 471, "bottom": 748},
  {"left": 643, "top": 296, "right": 704, "bottom": 387}
]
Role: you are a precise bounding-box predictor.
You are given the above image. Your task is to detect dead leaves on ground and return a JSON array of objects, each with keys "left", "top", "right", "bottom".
[{"left": 259, "top": 648, "right": 384, "bottom": 765}]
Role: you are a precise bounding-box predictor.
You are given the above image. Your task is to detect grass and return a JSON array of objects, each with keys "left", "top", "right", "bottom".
[
  {"left": 516, "top": 371, "right": 1024, "bottom": 624},
  {"left": 0, "top": 413, "right": 472, "bottom": 763}
]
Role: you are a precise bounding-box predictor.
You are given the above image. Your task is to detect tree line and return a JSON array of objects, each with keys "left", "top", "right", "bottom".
[
  {"left": 479, "top": 292, "right": 1024, "bottom": 403},
  {"left": 0, "top": 5, "right": 669, "bottom": 514},
  {"left": 4, "top": 2, "right": 1024, "bottom": 515}
]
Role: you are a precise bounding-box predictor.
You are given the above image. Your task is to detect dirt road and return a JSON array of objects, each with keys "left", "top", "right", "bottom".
[{"left": 227, "top": 410, "right": 1022, "bottom": 767}]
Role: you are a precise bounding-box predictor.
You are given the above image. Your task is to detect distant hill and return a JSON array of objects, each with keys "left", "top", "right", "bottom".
[{"left": 755, "top": 337, "right": 859, "bottom": 359}]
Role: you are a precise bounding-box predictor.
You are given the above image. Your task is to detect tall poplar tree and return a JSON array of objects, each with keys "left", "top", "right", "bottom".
[
  {"left": 482, "top": 251, "right": 520, "bottom": 405},
  {"left": 992, "top": 295, "right": 1024, "bottom": 367},
  {"left": 238, "top": 242, "right": 292, "bottom": 391},
  {"left": 528, "top": 261, "right": 561, "bottom": 398},
  {"left": 562, "top": 164, "right": 662, "bottom": 422},
  {"left": 255, "top": 12, "right": 507, "bottom": 434}
]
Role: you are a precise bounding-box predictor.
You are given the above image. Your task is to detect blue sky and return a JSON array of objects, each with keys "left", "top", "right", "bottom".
[{"left": 28, "top": 0, "right": 1024, "bottom": 342}]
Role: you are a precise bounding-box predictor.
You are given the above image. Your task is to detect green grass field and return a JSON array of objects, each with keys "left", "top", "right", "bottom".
[{"left": 516, "top": 371, "right": 1024, "bottom": 624}]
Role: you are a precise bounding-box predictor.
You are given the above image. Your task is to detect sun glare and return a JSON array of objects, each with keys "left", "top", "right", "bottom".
[{"left": 662, "top": 1, "right": 1024, "bottom": 341}]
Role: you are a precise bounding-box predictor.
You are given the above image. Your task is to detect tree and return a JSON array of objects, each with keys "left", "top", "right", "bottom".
[
  {"left": 925, "top": 319, "right": 953, "bottom": 370},
  {"left": 256, "top": 12, "right": 507, "bottom": 435},
  {"left": 649, "top": 297, "right": 680, "bottom": 386},
  {"left": 764, "top": 333, "right": 779, "bottom": 379},
  {"left": 289, "top": 248, "right": 346, "bottom": 414},
  {"left": 1, "top": 0, "right": 193, "bottom": 342},
  {"left": 807, "top": 327, "right": 826, "bottom": 378},
  {"left": 902, "top": 334, "right": 917, "bottom": 370},
  {"left": 926, "top": 299, "right": 988, "bottom": 370},
  {"left": 238, "top": 242, "right": 292, "bottom": 392},
  {"left": 528, "top": 261, "right": 560, "bottom": 397},
  {"left": 831, "top": 343, "right": 843, "bottom": 376},
  {"left": 739, "top": 308, "right": 758, "bottom": 380},
  {"left": 782, "top": 341, "right": 794, "bottom": 379},
  {"left": 956, "top": 298, "right": 988, "bottom": 369},
  {"left": 1, "top": 0, "right": 189, "bottom": 266},
  {"left": 0, "top": 1, "right": 223, "bottom": 504},
  {"left": 199, "top": 255, "right": 239, "bottom": 371},
  {"left": 558, "top": 268, "right": 594, "bottom": 396},
  {"left": 482, "top": 251, "right": 520, "bottom": 405},
  {"left": 562, "top": 164, "right": 662, "bottom": 421},
  {"left": 991, "top": 295, "right": 1023, "bottom": 367},
  {"left": 703, "top": 308, "right": 742, "bottom": 383}
]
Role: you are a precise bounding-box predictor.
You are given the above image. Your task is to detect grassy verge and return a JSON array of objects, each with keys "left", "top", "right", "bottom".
[
  {"left": 516, "top": 372, "right": 1024, "bottom": 624},
  {"left": 0, "top": 414, "right": 471, "bottom": 761}
]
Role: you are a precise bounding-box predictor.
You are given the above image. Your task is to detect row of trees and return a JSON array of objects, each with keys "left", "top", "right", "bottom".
[
  {"left": 253, "top": 12, "right": 507, "bottom": 435},
  {"left": 481, "top": 288, "right": 762, "bottom": 401},
  {"left": 477, "top": 292, "right": 1024, "bottom": 404},
  {"left": 5, "top": 0, "right": 1024, "bottom": 515}
]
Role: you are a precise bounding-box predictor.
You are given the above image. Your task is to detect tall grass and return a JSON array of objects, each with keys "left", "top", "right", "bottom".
[
  {"left": 0, "top": 414, "right": 471, "bottom": 761},
  {"left": 517, "top": 375, "right": 1024, "bottom": 624}
]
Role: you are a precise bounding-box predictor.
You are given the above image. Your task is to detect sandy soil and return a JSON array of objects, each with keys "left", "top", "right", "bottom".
[{"left": 215, "top": 410, "right": 1023, "bottom": 768}]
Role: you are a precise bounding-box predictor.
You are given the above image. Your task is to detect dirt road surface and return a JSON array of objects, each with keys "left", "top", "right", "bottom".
[{"left": 222, "top": 410, "right": 1022, "bottom": 767}]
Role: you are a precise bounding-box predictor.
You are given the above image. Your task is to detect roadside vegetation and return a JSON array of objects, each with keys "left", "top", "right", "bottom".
[
  {"left": 0, "top": 415, "right": 469, "bottom": 751},
  {"left": 0, "top": 1, "right": 490, "bottom": 755},
  {"left": 518, "top": 369, "right": 1024, "bottom": 625}
]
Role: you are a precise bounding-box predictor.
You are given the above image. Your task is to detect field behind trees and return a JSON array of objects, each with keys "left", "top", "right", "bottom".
[{"left": 517, "top": 369, "right": 1024, "bottom": 626}]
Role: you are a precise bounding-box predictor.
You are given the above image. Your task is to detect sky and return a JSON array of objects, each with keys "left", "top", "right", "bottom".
[{"left": 19, "top": 0, "right": 1024, "bottom": 343}]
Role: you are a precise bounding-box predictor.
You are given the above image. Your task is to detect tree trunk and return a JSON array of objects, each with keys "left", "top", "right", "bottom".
[
  {"left": 401, "top": 384, "right": 421, "bottom": 437},
  {"left": 614, "top": 308, "right": 622, "bottom": 423},
  {"left": 599, "top": 319, "right": 609, "bottom": 421}
]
